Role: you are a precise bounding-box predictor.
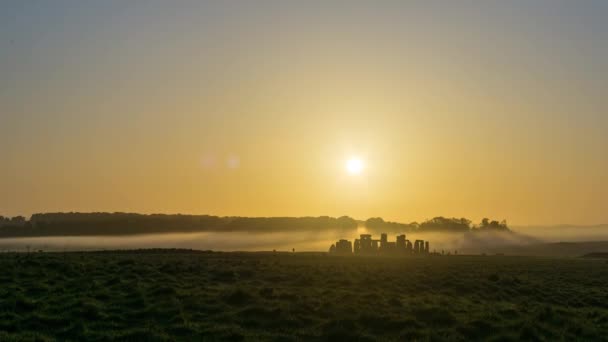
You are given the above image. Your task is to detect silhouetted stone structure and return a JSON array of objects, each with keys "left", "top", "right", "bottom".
[
  {"left": 334, "top": 239, "right": 353, "bottom": 255},
  {"left": 357, "top": 234, "right": 373, "bottom": 255},
  {"left": 396, "top": 234, "right": 406, "bottom": 249},
  {"left": 330, "top": 233, "right": 430, "bottom": 256},
  {"left": 380, "top": 233, "right": 388, "bottom": 248},
  {"left": 414, "top": 240, "right": 424, "bottom": 254}
]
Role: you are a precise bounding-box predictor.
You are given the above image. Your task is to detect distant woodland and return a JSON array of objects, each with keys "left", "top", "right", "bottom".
[
  {"left": 0, "top": 213, "right": 509, "bottom": 237},
  {"left": 364, "top": 217, "right": 509, "bottom": 234}
]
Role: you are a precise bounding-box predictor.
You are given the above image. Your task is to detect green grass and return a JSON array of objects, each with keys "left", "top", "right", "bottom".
[{"left": 1, "top": 251, "right": 607, "bottom": 341}]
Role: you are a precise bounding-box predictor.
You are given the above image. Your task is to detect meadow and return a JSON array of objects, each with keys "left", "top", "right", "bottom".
[{"left": 1, "top": 250, "right": 607, "bottom": 341}]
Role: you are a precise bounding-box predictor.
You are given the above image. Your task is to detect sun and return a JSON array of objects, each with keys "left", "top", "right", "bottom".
[{"left": 346, "top": 158, "right": 364, "bottom": 175}]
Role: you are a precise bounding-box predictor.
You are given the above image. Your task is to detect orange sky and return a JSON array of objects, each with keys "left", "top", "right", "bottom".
[{"left": 1, "top": 2, "right": 607, "bottom": 225}]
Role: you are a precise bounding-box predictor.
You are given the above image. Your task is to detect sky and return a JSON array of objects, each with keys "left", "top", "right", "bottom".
[{"left": 1, "top": 1, "right": 607, "bottom": 225}]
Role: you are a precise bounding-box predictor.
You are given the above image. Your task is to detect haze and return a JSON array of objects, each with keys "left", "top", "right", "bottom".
[{"left": 1, "top": 1, "right": 607, "bottom": 226}]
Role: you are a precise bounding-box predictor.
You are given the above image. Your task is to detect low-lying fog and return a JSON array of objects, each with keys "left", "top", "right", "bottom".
[
  {"left": 0, "top": 225, "right": 607, "bottom": 254},
  {"left": 0, "top": 230, "right": 359, "bottom": 253},
  {"left": 511, "top": 225, "right": 608, "bottom": 243}
]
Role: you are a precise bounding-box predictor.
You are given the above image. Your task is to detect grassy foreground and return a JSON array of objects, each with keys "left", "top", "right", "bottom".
[{"left": 1, "top": 251, "right": 608, "bottom": 341}]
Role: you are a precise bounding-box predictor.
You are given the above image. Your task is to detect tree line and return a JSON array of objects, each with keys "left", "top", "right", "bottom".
[
  {"left": 0, "top": 213, "right": 358, "bottom": 237},
  {"left": 0, "top": 213, "right": 509, "bottom": 237},
  {"left": 365, "top": 216, "right": 509, "bottom": 234}
]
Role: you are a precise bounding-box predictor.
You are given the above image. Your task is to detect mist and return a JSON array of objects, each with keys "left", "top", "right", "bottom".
[
  {"left": 0, "top": 226, "right": 559, "bottom": 254},
  {"left": 512, "top": 225, "right": 608, "bottom": 243},
  {"left": 0, "top": 230, "right": 353, "bottom": 253}
]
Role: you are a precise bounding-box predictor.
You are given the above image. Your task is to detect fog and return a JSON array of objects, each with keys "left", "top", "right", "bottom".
[
  {"left": 0, "top": 228, "right": 467, "bottom": 253},
  {"left": 0, "top": 225, "right": 606, "bottom": 253},
  {"left": 0, "top": 230, "right": 349, "bottom": 253},
  {"left": 512, "top": 225, "right": 608, "bottom": 243}
]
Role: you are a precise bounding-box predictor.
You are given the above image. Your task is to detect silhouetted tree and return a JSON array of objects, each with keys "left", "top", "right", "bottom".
[
  {"left": 365, "top": 217, "right": 385, "bottom": 231},
  {"left": 365, "top": 217, "right": 416, "bottom": 233},
  {"left": 0, "top": 213, "right": 361, "bottom": 237},
  {"left": 418, "top": 217, "right": 470, "bottom": 233},
  {"left": 476, "top": 218, "right": 509, "bottom": 231}
]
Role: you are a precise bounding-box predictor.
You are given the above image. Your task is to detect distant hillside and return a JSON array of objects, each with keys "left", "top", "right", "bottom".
[
  {"left": 462, "top": 241, "right": 608, "bottom": 257},
  {"left": 1, "top": 212, "right": 513, "bottom": 238},
  {"left": 581, "top": 252, "right": 608, "bottom": 259},
  {"left": 0, "top": 213, "right": 358, "bottom": 237},
  {"left": 512, "top": 224, "right": 608, "bottom": 243}
]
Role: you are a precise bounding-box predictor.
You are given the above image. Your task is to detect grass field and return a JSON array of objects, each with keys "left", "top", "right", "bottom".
[{"left": 1, "top": 250, "right": 607, "bottom": 341}]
